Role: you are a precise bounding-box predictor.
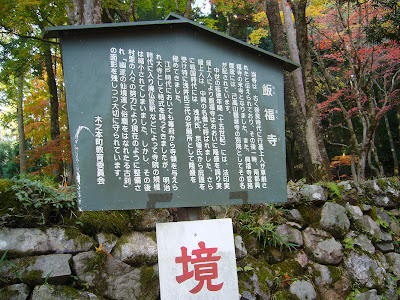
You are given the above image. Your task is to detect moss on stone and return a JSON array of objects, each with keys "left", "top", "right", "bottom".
[
  {"left": 377, "top": 179, "right": 388, "bottom": 191},
  {"left": 139, "top": 266, "right": 158, "bottom": 299},
  {"left": 84, "top": 251, "right": 108, "bottom": 273},
  {"left": 0, "top": 286, "right": 20, "bottom": 298},
  {"left": 128, "top": 254, "right": 157, "bottom": 267},
  {"left": 327, "top": 265, "right": 342, "bottom": 284},
  {"left": 272, "top": 290, "right": 294, "bottom": 300},
  {"left": 23, "top": 270, "right": 44, "bottom": 285},
  {"left": 237, "top": 256, "right": 274, "bottom": 296},
  {"left": 272, "top": 260, "right": 303, "bottom": 278},
  {"left": 82, "top": 252, "right": 108, "bottom": 296},
  {"left": 64, "top": 227, "right": 94, "bottom": 249},
  {"left": 77, "top": 211, "right": 132, "bottom": 236},
  {"left": 297, "top": 204, "right": 321, "bottom": 226},
  {"left": 0, "top": 179, "right": 32, "bottom": 227}
]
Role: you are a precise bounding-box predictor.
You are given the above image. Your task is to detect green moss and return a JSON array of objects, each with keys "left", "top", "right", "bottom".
[
  {"left": 272, "top": 260, "right": 303, "bottom": 277},
  {"left": 82, "top": 252, "right": 109, "bottom": 295},
  {"left": 84, "top": 251, "right": 108, "bottom": 273},
  {"left": 146, "top": 231, "right": 157, "bottom": 243},
  {"left": 327, "top": 265, "right": 342, "bottom": 284},
  {"left": 377, "top": 179, "right": 388, "bottom": 191},
  {"left": 139, "top": 266, "right": 158, "bottom": 299},
  {"left": 297, "top": 205, "right": 321, "bottom": 226},
  {"left": 0, "top": 179, "right": 30, "bottom": 227},
  {"left": 272, "top": 290, "right": 294, "bottom": 300},
  {"left": 23, "top": 269, "right": 44, "bottom": 285},
  {"left": 237, "top": 256, "right": 274, "bottom": 296},
  {"left": 0, "top": 286, "right": 20, "bottom": 298},
  {"left": 77, "top": 211, "right": 132, "bottom": 236},
  {"left": 64, "top": 227, "right": 94, "bottom": 249},
  {"left": 370, "top": 206, "right": 378, "bottom": 221},
  {"left": 129, "top": 254, "right": 158, "bottom": 267}
]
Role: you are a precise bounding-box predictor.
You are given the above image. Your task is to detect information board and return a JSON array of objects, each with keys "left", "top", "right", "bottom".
[{"left": 58, "top": 23, "right": 288, "bottom": 210}]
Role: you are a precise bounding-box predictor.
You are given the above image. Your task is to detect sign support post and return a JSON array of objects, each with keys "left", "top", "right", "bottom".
[{"left": 177, "top": 207, "right": 202, "bottom": 221}]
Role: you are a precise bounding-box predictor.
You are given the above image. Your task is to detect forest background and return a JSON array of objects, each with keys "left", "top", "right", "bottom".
[{"left": 0, "top": 0, "right": 399, "bottom": 187}]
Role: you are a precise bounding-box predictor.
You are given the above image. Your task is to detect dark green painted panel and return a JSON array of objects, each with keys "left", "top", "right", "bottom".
[{"left": 61, "top": 25, "right": 287, "bottom": 211}]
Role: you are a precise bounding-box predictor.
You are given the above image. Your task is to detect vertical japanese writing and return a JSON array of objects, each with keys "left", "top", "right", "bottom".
[
  {"left": 118, "top": 49, "right": 131, "bottom": 188},
  {"left": 105, "top": 47, "right": 274, "bottom": 193},
  {"left": 165, "top": 60, "right": 179, "bottom": 191},
  {"left": 110, "top": 47, "right": 121, "bottom": 179},
  {"left": 147, "top": 52, "right": 160, "bottom": 191},
  {"left": 95, "top": 116, "right": 105, "bottom": 185},
  {"left": 129, "top": 49, "right": 141, "bottom": 192}
]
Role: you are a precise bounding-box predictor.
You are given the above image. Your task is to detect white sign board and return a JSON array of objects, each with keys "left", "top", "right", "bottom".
[{"left": 156, "top": 218, "right": 239, "bottom": 299}]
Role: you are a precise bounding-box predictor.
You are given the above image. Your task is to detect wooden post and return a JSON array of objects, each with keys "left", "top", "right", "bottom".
[{"left": 177, "top": 207, "right": 202, "bottom": 221}]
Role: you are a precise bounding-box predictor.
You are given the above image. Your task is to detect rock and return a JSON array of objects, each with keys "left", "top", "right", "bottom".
[
  {"left": 303, "top": 227, "right": 343, "bottom": 265},
  {"left": 287, "top": 185, "right": 301, "bottom": 203},
  {"left": 361, "top": 204, "right": 372, "bottom": 212},
  {"left": 241, "top": 291, "right": 256, "bottom": 300},
  {"left": 0, "top": 283, "right": 30, "bottom": 300},
  {"left": 31, "top": 284, "right": 101, "bottom": 300},
  {"left": 375, "top": 242, "right": 394, "bottom": 253},
  {"left": 383, "top": 272, "right": 399, "bottom": 300},
  {"left": 111, "top": 232, "right": 157, "bottom": 265},
  {"left": 320, "top": 202, "right": 350, "bottom": 238},
  {"left": 344, "top": 250, "right": 386, "bottom": 289},
  {"left": 289, "top": 280, "right": 317, "bottom": 300},
  {"left": 312, "top": 263, "right": 332, "bottom": 287},
  {"left": 73, "top": 251, "right": 159, "bottom": 300},
  {"left": 345, "top": 232, "right": 375, "bottom": 255},
  {"left": 242, "top": 234, "right": 260, "bottom": 257},
  {"left": 208, "top": 205, "right": 233, "bottom": 219},
  {"left": 390, "top": 220, "right": 400, "bottom": 236},
  {"left": 355, "top": 215, "right": 392, "bottom": 242},
  {"left": 1, "top": 254, "right": 72, "bottom": 285},
  {"left": 286, "top": 209, "right": 304, "bottom": 226},
  {"left": 386, "top": 252, "right": 400, "bottom": 277},
  {"left": 294, "top": 250, "right": 309, "bottom": 268},
  {"left": 345, "top": 203, "right": 363, "bottom": 220},
  {"left": 362, "top": 180, "right": 383, "bottom": 193},
  {"left": 96, "top": 232, "right": 118, "bottom": 253},
  {"left": 332, "top": 268, "right": 352, "bottom": 298},
  {"left": 374, "top": 207, "right": 391, "bottom": 225},
  {"left": 0, "top": 228, "right": 95, "bottom": 257},
  {"left": 276, "top": 224, "right": 303, "bottom": 247},
  {"left": 374, "top": 195, "right": 395, "bottom": 208},
  {"left": 299, "top": 185, "right": 327, "bottom": 203},
  {"left": 248, "top": 273, "right": 270, "bottom": 300},
  {"left": 338, "top": 181, "right": 353, "bottom": 191},
  {"left": 235, "top": 235, "right": 248, "bottom": 259},
  {"left": 353, "top": 289, "right": 382, "bottom": 300},
  {"left": 133, "top": 209, "right": 171, "bottom": 231}
]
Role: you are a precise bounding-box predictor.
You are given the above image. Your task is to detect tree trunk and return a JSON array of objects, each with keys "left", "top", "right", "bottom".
[
  {"left": 384, "top": 114, "right": 399, "bottom": 175},
  {"left": 43, "top": 43, "right": 64, "bottom": 182},
  {"left": 290, "top": 0, "right": 332, "bottom": 181},
  {"left": 17, "top": 76, "right": 26, "bottom": 174},
  {"left": 266, "top": 0, "right": 330, "bottom": 182},
  {"left": 281, "top": 0, "right": 306, "bottom": 115},
  {"left": 43, "top": 44, "right": 60, "bottom": 141},
  {"left": 183, "top": 0, "right": 192, "bottom": 18},
  {"left": 67, "top": 0, "right": 102, "bottom": 25}
]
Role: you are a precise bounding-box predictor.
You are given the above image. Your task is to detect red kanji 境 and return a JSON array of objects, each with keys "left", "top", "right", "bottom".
[{"left": 175, "top": 241, "right": 224, "bottom": 294}]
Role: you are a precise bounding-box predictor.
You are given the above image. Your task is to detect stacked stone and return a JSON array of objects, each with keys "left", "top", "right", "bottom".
[{"left": 0, "top": 179, "right": 399, "bottom": 300}]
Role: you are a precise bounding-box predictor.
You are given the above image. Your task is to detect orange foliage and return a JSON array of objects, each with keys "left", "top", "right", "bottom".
[
  {"left": 24, "top": 60, "right": 71, "bottom": 177},
  {"left": 330, "top": 154, "right": 358, "bottom": 169}
]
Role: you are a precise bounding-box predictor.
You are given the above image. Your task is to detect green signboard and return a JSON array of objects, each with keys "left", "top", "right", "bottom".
[{"left": 45, "top": 16, "right": 298, "bottom": 211}]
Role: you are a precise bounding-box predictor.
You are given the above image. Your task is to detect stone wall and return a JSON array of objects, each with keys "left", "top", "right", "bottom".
[{"left": 0, "top": 178, "right": 399, "bottom": 299}]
